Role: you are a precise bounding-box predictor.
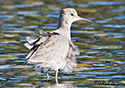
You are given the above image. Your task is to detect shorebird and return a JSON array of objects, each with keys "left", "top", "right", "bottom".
[{"left": 24, "top": 8, "right": 93, "bottom": 83}]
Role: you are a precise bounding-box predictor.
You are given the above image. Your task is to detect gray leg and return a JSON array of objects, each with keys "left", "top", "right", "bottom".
[
  {"left": 55, "top": 69, "right": 58, "bottom": 84},
  {"left": 44, "top": 68, "right": 49, "bottom": 80},
  {"left": 55, "top": 69, "right": 58, "bottom": 78},
  {"left": 46, "top": 72, "right": 49, "bottom": 80}
]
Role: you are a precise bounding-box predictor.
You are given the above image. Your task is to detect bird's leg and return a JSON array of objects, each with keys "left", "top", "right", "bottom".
[
  {"left": 55, "top": 69, "right": 58, "bottom": 78},
  {"left": 46, "top": 71, "right": 49, "bottom": 80},
  {"left": 55, "top": 77, "right": 58, "bottom": 84},
  {"left": 44, "top": 68, "right": 49, "bottom": 80},
  {"left": 55, "top": 69, "right": 59, "bottom": 84}
]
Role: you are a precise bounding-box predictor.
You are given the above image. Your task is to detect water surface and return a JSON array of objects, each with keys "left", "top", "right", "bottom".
[{"left": 0, "top": 0, "right": 124, "bottom": 87}]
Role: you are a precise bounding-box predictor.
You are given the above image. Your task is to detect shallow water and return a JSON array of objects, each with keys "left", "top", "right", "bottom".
[{"left": 0, "top": 0, "right": 125, "bottom": 87}]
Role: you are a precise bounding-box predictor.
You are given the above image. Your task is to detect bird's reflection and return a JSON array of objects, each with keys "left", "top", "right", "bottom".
[
  {"left": 40, "top": 84, "right": 74, "bottom": 88},
  {"left": 36, "top": 81, "right": 74, "bottom": 88}
]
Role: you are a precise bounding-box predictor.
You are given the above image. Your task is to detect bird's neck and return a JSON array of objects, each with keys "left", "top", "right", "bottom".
[{"left": 56, "top": 20, "right": 72, "bottom": 40}]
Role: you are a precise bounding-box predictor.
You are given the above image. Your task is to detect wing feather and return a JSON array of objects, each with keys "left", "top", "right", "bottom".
[
  {"left": 26, "top": 34, "right": 69, "bottom": 70},
  {"left": 24, "top": 30, "right": 79, "bottom": 72}
]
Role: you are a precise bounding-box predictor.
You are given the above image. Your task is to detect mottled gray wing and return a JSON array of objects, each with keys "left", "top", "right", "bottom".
[
  {"left": 24, "top": 30, "right": 50, "bottom": 61},
  {"left": 24, "top": 30, "right": 49, "bottom": 50},
  {"left": 25, "top": 36, "right": 49, "bottom": 60},
  {"left": 24, "top": 30, "right": 79, "bottom": 72},
  {"left": 68, "top": 41, "right": 79, "bottom": 55},
  {"left": 25, "top": 33, "right": 70, "bottom": 70},
  {"left": 62, "top": 41, "right": 79, "bottom": 72}
]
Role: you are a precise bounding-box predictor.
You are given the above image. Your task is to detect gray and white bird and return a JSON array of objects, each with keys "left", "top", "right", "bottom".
[{"left": 24, "top": 8, "right": 93, "bottom": 81}]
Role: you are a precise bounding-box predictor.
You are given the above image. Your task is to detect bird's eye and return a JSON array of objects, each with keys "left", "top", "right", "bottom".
[{"left": 71, "top": 14, "right": 74, "bottom": 16}]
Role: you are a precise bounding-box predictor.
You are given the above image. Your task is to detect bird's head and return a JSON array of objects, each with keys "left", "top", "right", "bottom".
[{"left": 58, "top": 8, "right": 93, "bottom": 25}]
